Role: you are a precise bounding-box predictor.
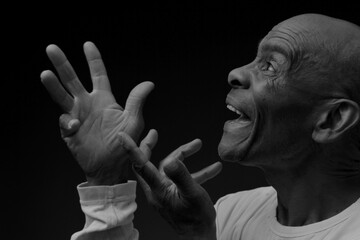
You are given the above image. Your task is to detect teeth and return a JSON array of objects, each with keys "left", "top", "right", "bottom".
[{"left": 227, "top": 104, "right": 243, "bottom": 116}]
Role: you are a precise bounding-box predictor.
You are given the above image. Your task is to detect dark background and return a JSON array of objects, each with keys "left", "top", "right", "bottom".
[{"left": 4, "top": 2, "right": 360, "bottom": 239}]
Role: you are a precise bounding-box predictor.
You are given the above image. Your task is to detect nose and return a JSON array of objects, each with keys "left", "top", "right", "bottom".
[{"left": 227, "top": 66, "right": 251, "bottom": 89}]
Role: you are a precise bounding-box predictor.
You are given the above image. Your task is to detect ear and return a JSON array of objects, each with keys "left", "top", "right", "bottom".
[{"left": 312, "top": 99, "right": 360, "bottom": 143}]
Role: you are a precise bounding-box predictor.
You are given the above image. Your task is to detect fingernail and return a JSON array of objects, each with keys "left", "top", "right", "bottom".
[
  {"left": 68, "top": 119, "right": 77, "bottom": 129},
  {"left": 164, "top": 161, "right": 179, "bottom": 173}
]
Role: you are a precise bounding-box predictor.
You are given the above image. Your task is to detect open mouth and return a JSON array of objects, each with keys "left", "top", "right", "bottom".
[
  {"left": 226, "top": 103, "right": 252, "bottom": 126},
  {"left": 219, "top": 97, "right": 257, "bottom": 162},
  {"left": 226, "top": 104, "right": 250, "bottom": 121}
]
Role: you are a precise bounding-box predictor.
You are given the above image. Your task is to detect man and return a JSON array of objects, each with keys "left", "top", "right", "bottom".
[{"left": 41, "top": 13, "right": 360, "bottom": 239}]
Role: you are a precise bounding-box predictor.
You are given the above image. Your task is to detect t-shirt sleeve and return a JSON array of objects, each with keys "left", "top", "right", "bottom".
[
  {"left": 214, "top": 191, "right": 247, "bottom": 239},
  {"left": 70, "top": 181, "right": 139, "bottom": 240},
  {"left": 214, "top": 187, "right": 275, "bottom": 240}
]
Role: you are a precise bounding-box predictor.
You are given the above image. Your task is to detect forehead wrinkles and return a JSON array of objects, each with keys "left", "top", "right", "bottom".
[{"left": 264, "top": 24, "right": 312, "bottom": 56}]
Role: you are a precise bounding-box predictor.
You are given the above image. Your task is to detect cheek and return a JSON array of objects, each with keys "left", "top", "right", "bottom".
[{"left": 252, "top": 92, "right": 315, "bottom": 153}]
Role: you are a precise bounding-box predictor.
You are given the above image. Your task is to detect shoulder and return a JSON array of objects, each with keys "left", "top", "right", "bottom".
[
  {"left": 214, "top": 186, "right": 276, "bottom": 235},
  {"left": 215, "top": 186, "right": 276, "bottom": 212}
]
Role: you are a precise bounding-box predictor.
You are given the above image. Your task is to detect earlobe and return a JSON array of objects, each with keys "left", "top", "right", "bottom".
[
  {"left": 312, "top": 110, "right": 331, "bottom": 143},
  {"left": 312, "top": 99, "right": 360, "bottom": 143}
]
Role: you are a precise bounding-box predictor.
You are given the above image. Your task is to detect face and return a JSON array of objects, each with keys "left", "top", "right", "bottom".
[{"left": 218, "top": 15, "right": 334, "bottom": 170}]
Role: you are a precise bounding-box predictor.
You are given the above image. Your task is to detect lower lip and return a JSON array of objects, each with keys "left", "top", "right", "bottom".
[
  {"left": 225, "top": 118, "right": 252, "bottom": 128},
  {"left": 223, "top": 118, "right": 253, "bottom": 138},
  {"left": 220, "top": 118, "right": 254, "bottom": 161}
]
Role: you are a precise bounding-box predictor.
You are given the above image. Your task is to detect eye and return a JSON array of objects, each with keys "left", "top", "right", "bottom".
[
  {"left": 266, "top": 62, "right": 275, "bottom": 72},
  {"left": 262, "top": 61, "right": 276, "bottom": 72}
]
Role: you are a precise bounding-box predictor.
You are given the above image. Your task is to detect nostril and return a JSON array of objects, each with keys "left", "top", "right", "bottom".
[
  {"left": 228, "top": 67, "right": 251, "bottom": 89},
  {"left": 229, "top": 78, "right": 242, "bottom": 87}
]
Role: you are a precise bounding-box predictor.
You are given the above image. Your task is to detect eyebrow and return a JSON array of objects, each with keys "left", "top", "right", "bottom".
[{"left": 257, "top": 38, "right": 290, "bottom": 58}]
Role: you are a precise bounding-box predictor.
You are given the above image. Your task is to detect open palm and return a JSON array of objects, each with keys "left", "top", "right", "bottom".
[{"left": 41, "top": 42, "right": 154, "bottom": 185}]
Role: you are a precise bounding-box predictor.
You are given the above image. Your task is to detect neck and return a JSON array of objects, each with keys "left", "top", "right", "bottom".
[{"left": 262, "top": 150, "right": 360, "bottom": 226}]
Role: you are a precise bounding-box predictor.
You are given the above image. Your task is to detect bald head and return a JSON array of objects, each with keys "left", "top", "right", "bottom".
[
  {"left": 278, "top": 14, "right": 360, "bottom": 42},
  {"left": 261, "top": 14, "right": 360, "bottom": 102},
  {"left": 270, "top": 14, "right": 360, "bottom": 160}
]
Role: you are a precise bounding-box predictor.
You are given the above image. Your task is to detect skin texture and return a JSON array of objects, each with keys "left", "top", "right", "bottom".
[
  {"left": 41, "top": 42, "right": 155, "bottom": 186},
  {"left": 219, "top": 14, "right": 360, "bottom": 168},
  {"left": 120, "top": 131, "right": 220, "bottom": 240},
  {"left": 43, "top": 13, "right": 360, "bottom": 238}
]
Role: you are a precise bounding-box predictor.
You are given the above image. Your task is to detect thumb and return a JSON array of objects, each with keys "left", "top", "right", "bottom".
[
  {"left": 59, "top": 114, "right": 80, "bottom": 138},
  {"left": 125, "top": 81, "right": 154, "bottom": 117},
  {"left": 163, "top": 160, "right": 196, "bottom": 196}
]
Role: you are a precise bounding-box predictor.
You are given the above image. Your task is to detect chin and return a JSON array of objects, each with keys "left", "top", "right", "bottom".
[
  {"left": 218, "top": 142, "right": 242, "bottom": 162},
  {"left": 218, "top": 127, "right": 253, "bottom": 163}
]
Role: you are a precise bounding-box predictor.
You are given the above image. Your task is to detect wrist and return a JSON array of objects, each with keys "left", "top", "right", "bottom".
[
  {"left": 86, "top": 162, "right": 130, "bottom": 186},
  {"left": 86, "top": 175, "right": 127, "bottom": 186}
]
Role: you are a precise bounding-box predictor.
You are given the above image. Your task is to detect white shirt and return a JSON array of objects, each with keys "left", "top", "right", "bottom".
[
  {"left": 215, "top": 186, "right": 360, "bottom": 240},
  {"left": 71, "top": 182, "right": 360, "bottom": 240},
  {"left": 71, "top": 181, "right": 138, "bottom": 240}
]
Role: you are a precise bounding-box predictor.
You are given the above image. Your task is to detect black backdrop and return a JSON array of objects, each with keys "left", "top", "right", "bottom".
[{"left": 4, "top": 2, "right": 360, "bottom": 239}]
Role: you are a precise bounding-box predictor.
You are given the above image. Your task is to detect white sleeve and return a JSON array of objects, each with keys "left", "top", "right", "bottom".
[{"left": 71, "top": 181, "right": 139, "bottom": 240}]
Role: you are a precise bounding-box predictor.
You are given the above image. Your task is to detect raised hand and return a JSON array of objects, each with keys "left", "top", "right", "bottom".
[
  {"left": 41, "top": 42, "right": 154, "bottom": 185},
  {"left": 120, "top": 130, "right": 222, "bottom": 239}
]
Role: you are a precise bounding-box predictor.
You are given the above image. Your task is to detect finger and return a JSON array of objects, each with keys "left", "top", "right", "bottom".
[
  {"left": 118, "top": 132, "right": 148, "bottom": 167},
  {"left": 159, "top": 139, "right": 202, "bottom": 174},
  {"left": 168, "top": 139, "right": 202, "bottom": 161},
  {"left": 59, "top": 114, "right": 80, "bottom": 138},
  {"left": 46, "top": 44, "right": 87, "bottom": 97},
  {"left": 139, "top": 129, "right": 158, "bottom": 159},
  {"left": 125, "top": 81, "right": 154, "bottom": 116},
  {"left": 163, "top": 160, "right": 196, "bottom": 196},
  {"left": 191, "top": 162, "right": 223, "bottom": 185},
  {"left": 132, "top": 165, "right": 155, "bottom": 203},
  {"left": 118, "top": 132, "right": 164, "bottom": 190},
  {"left": 83, "top": 41, "right": 111, "bottom": 92},
  {"left": 41, "top": 70, "right": 74, "bottom": 112}
]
